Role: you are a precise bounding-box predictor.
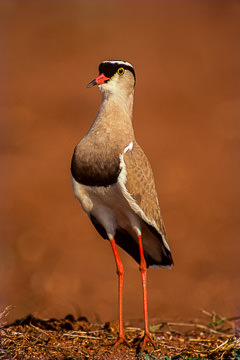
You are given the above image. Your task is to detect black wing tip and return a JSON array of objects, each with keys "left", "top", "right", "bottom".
[
  {"left": 144, "top": 222, "right": 173, "bottom": 268},
  {"left": 146, "top": 248, "right": 174, "bottom": 269}
]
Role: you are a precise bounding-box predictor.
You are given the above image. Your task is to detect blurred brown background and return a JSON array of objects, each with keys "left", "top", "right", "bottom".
[{"left": 0, "top": 0, "right": 239, "bottom": 325}]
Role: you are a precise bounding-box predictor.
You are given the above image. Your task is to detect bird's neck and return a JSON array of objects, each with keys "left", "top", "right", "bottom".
[
  {"left": 86, "top": 90, "right": 135, "bottom": 145},
  {"left": 101, "top": 90, "right": 134, "bottom": 117},
  {"left": 96, "top": 90, "right": 134, "bottom": 128}
]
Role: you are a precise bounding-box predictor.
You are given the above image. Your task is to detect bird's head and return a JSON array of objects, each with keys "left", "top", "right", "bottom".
[{"left": 87, "top": 60, "right": 136, "bottom": 96}]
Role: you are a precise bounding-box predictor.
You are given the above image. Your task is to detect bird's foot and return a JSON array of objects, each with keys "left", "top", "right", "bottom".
[
  {"left": 136, "top": 332, "right": 156, "bottom": 352},
  {"left": 111, "top": 334, "right": 130, "bottom": 347}
]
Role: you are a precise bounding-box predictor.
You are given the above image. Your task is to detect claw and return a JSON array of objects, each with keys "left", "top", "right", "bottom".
[
  {"left": 136, "top": 332, "right": 156, "bottom": 352},
  {"left": 111, "top": 335, "right": 130, "bottom": 347}
]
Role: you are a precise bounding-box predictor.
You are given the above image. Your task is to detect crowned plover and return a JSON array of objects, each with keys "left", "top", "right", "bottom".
[{"left": 71, "top": 60, "right": 173, "bottom": 350}]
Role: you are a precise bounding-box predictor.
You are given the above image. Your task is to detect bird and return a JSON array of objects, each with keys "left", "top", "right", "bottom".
[{"left": 71, "top": 60, "right": 173, "bottom": 350}]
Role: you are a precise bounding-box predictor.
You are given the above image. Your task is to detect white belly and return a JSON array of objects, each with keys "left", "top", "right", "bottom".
[{"left": 71, "top": 176, "right": 141, "bottom": 240}]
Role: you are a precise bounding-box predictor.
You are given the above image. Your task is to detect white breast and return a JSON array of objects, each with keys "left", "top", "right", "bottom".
[{"left": 71, "top": 176, "right": 141, "bottom": 241}]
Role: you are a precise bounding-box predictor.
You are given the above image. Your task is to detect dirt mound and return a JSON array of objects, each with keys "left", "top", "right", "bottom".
[{"left": 1, "top": 308, "right": 239, "bottom": 359}]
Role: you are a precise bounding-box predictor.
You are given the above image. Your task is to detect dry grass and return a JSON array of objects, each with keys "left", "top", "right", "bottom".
[{"left": 0, "top": 308, "right": 239, "bottom": 359}]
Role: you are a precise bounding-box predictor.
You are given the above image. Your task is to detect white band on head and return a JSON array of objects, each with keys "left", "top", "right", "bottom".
[{"left": 102, "top": 60, "right": 133, "bottom": 68}]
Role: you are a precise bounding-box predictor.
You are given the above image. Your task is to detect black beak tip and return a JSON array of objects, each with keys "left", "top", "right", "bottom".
[{"left": 87, "top": 79, "right": 97, "bottom": 88}]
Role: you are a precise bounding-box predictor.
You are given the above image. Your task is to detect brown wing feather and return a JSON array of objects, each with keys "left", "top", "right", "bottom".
[{"left": 123, "top": 141, "right": 167, "bottom": 241}]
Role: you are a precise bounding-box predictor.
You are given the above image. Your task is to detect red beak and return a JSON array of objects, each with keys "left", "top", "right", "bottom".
[{"left": 87, "top": 73, "right": 110, "bottom": 88}]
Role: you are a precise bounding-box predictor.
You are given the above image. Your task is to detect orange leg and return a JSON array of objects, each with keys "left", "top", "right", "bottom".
[
  {"left": 138, "top": 235, "right": 155, "bottom": 350},
  {"left": 110, "top": 238, "right": 129, "bottom": 346}
]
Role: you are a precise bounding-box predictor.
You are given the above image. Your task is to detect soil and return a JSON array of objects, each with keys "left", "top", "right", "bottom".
[{"left": 1, "top": 311, "right": 239, "bottom": 360}]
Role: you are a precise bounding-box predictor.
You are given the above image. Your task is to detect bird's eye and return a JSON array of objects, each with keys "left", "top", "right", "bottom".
[{"left": 117, "top": 67, "right": 125, "bottom": 75}]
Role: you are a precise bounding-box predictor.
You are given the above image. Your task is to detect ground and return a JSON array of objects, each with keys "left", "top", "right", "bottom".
[
  {"left": 1, "top": 0, "right": 239, "bottom": 325},
  {"left": 0, "top": 307, "right": 239, "bottom": 360}
]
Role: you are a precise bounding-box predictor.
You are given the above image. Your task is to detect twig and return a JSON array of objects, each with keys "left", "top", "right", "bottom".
[
  {"left": 63, "top": 334, "right": 102, "bottom": 340},
  {"left": 125, "top": 327, "right": 142, "bottom": 331},
  {"left": 0, "top": 305, "right": 15, "bottom": 328},
  {"left": 156, "top": 321, "right": 233, "bottom": 336},
  {"left": 201, "top": 308, "right": 238, "bottom": 327}
]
